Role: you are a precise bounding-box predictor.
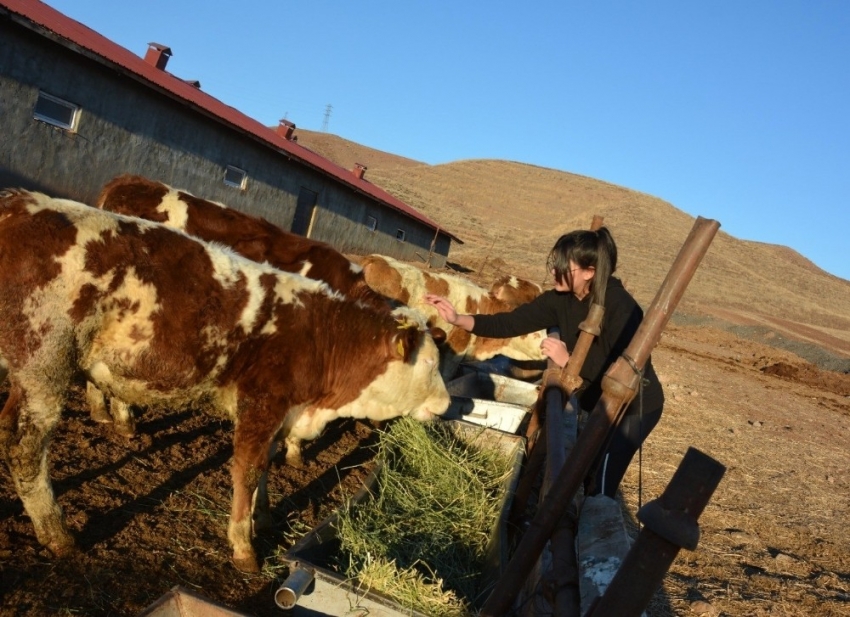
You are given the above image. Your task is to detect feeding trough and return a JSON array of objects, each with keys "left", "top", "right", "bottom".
[
  {"left": 138, "top": 585, "right": 251, "bottom": 617},
  {"left": 442, "top": 367, "right": 539, "bottom": 434},
  {"left": 277, "top": 420, "right": 525, "bottom": 616}
]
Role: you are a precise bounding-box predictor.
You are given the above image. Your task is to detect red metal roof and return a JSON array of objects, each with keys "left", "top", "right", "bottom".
[{"left": 2, "top": 0, "right": 461, "bottom": 243}]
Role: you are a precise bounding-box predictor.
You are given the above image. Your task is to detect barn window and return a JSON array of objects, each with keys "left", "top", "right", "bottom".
[
  {"left": 395, "top": 229, "right": 406, "bottom": 242},
  {"left": 366, "top": 216, "right": 377, "bottom": 232},
  {"left": 33, "top": 91, "right": 79, "bottom": 131},
  {"left": 224, "top": 165, "right": 247, "bottom": 189}
]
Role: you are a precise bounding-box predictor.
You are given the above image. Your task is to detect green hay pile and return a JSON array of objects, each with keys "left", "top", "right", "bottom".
[{"left": 333, "top": 418, "right": 516, "bottom": 617}]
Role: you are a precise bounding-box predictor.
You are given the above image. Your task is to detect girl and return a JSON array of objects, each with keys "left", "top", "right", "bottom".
[{"left": 426, "top": 227, "right": 664, "bottom": 498}]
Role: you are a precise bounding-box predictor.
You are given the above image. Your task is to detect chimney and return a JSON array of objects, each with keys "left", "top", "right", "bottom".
[
  {"left": 353, "top": 163, "right": 367, "bottom": 180},
  {"left": 276, "top": 119, "right": 296, "bottom": 140},
  {"left": 183, "top": 79, "right": 202, "bottom": 89},
  {"left": 144, "top": 43, "right": 172, "bottom": 70}
]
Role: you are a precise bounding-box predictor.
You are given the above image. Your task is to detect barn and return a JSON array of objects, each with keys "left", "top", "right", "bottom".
[{"left": 0, "top": 0, "right": 461, "bottom": 267}]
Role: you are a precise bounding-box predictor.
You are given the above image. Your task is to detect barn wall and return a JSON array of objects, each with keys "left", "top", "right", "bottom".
[{"left": 0, "top": 20, "right": 450, "bottom": 266}]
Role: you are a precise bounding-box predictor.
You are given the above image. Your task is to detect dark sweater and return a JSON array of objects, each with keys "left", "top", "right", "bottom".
[{"left": 472, "top": 278, "right": 664, "bottom": 413}]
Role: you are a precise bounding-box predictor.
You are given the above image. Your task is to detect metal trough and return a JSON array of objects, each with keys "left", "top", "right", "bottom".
[
  {"left": 278, "top": 421, "right": 525, "bottom": 615},
  {"left": 442, "top": 369, "right": 539, "bottom": 434},
  {"left": 138, "top": 585, "right": 251, "bottom": 617}
]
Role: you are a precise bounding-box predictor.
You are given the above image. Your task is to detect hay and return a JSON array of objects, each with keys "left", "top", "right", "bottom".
[{"left": 333, "top": 418, "right": 515, "bottom": 616}]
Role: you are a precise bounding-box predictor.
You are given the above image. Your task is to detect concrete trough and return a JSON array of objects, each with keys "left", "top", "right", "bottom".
[{"left": 278, "top": 420, "right": 525, "bottom": 616}]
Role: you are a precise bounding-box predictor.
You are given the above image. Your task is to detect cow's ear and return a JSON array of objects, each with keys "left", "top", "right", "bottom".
[
  {"left": 428, "top": 326, "right": 447, "bottom": 346},
  {"left": 392, "top": 326, "right": 422, "bottom": 362}
]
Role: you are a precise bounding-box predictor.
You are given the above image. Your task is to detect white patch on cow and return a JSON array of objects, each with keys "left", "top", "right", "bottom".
[
  {"left": 157, "top": 189, "right": 190, "bottom": 230},
  {"left": 390, "top": 305, "right": 430, "bottom": 330},
  {"left": 203, "top": 245, "right": 268, "bottom": 333},
  {"left": 298, "top": 261, "right": 313, "bottom": 278},
  {"left": 272, "top": 270, "right": 332, "bottom": 307},
  {"left": 349, "top": 261, "right": 363, "bottom": 274}
]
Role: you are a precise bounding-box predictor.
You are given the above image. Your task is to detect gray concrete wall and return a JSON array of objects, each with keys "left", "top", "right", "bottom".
[{"left": 0, "top": 21, "right": 450, "bottom": 266}]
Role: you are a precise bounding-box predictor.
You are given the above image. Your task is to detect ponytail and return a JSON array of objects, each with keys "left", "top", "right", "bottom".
[
  {"left": 547, "top": 226, "right": 619, "bottom": 307},
  {"left": 590, "top": 227, "right": 617, "bottom": 307}
]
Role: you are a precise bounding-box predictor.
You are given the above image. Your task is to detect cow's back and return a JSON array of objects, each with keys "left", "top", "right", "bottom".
[{"left": 98, "top": 175, "right": 387, "bottom": 311}]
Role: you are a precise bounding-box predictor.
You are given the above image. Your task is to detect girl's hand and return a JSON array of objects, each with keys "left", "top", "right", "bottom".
[
  {"left": 540, "top": 336, "right": 570, "bottom": 368},
  {"left": 425, "top": 294, "right": 459, "bottom": 325}
]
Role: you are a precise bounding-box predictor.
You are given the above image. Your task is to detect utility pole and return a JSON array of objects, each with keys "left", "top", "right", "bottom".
[{"left": 321, "top": 104, "right": 332, "bottom": 132}]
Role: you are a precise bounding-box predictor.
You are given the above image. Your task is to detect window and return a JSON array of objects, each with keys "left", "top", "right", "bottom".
[
  {"left": 366, "top": 216, "right": 377, "bottom": 232},
  {"left": 395, "top": 229, "right": 406, "bottom": 242},
  {"left": 33, "top": 91, "right": 79, "bottom": 131},
  {"left": 223, "top": 165, "right": 247, "bottom": 189}
]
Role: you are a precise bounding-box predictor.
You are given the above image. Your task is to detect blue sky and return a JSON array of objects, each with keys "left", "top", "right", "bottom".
[{"left": 43, "top": 1, "right": 850, "bottom": 281}]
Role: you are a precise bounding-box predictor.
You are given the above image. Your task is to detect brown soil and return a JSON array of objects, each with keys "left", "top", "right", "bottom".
[{"left": 0, "top": 382, "right": 379, "bottom": 616}]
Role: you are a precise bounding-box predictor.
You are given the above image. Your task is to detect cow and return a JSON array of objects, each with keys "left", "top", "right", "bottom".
[
  {"left": 89, "top": 174, "right": 397, "bottom": 438},
  {"left": 490, "top": 274, "right": 543, "bottom": 308},
  {"left": 97, "top": 174, "right": 388, "bottom": 311},
  {"left": 359, "top": 254, "right": 547, "bottom": 380},
  {"left": 487, "top": 274, "right": 548, "bottom": 380},
  {"left": 0, "top": 190, "right": 450, "bottom": 573}
]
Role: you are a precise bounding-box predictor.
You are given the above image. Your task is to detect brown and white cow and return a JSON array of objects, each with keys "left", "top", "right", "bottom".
[
  {"left": 89, "top": 174, "right": 395, "bottom": 438},
  {"left": 490, "top": 274, "right": 543, "bottom": 308},
  {"left": 97, "top": 174, "right": 389, "bottom": 311},
  {"left": 0, "top": 190, "right": 449, "bottom": 573},
  {"left": 360, "top": 254, "right": 547, "bottom": 380},
  {"left": 488, "top": 274, "right": 547, "bottom": 380}
]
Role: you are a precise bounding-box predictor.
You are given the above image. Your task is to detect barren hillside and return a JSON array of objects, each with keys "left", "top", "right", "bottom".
[{"left": 295, "top": 129, "right": 850, "bottom": 368}]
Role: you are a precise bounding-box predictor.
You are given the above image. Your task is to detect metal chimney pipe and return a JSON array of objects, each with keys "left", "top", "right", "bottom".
[
  {"left": 276, "top": 120, "right": 296, "bottom": 140},
  {"left": 144, "top": 43, "right": 171, "bottom": 70}
]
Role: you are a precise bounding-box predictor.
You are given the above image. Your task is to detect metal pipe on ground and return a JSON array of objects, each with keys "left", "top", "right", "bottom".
[
  {"left": 480, "top": 216, "right": 720, "bottom": 617},
  {"left": 274, "top": 565, "right": 315, "bottom": 610},
  {"left": 584, "top": 447, "right": 726, "bottom": 617}
]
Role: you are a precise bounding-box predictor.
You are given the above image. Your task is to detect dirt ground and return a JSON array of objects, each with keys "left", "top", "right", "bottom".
[{"left": 1, "top": 317, "right": 849, "bottom": 617}]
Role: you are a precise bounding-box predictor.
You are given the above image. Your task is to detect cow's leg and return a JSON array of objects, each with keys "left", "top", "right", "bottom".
[
  {"left": 86, "top": 383, "right": 136, "bottom": 436},
  {"left": 1, "top": 381, "right": 74, "bottom": 556},
  {"left": 228, "top": 410, "right": 280, "bottom": 573},
  {"left": 86, "top": 381, "right": 111, "bottom": 424},
  {"left": 109, "top": 399, "right": 136, "bottom": 437},
  {"left": 252, "top": 439, "right": 279, "bottom": 532},
  {"left": 283, "top": 434, "right": 305, "bottom": 468}
]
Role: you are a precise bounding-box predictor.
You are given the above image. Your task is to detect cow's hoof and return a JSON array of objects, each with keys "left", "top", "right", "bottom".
[
  {"left": 232, "top": 553, "right": 261, "bottom": 573},
  {"left": 48, "top": 537, "right": 77, "bottom": 558},
  {"left": 285, "top": 454, "right": 305, "bottom": 469},
  {"left": 114, "top": 422, "right": 137, "bottom": 438},
  {"left": 90, "top": 409, "right": 112, "bottom": 424}
]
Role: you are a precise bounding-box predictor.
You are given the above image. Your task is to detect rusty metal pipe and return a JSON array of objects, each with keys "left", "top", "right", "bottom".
[
  {"left": 585, "top": 447, "right": 726, "bottom": 617},
  {"left": 480, "top": 216, "right": 720, "bottom": 617}
]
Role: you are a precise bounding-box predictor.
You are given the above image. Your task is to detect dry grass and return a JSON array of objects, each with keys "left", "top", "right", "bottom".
[{"left": 333, "top": 418, "right": 515, "bottom": 616}]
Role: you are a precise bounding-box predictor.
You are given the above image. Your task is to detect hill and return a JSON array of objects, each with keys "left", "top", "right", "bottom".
[{"left": 295, "top": 128, "right": 850, "bottom": 369}]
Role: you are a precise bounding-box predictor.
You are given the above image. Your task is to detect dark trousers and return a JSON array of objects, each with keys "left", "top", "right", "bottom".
[{"left": 584, "top": 398, "right": 664, "bottom": 498}]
